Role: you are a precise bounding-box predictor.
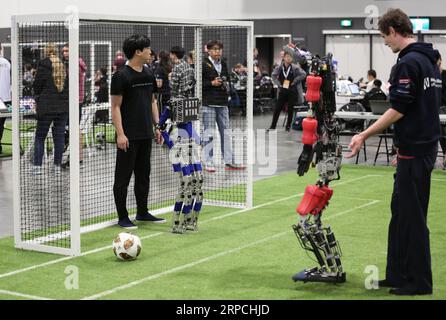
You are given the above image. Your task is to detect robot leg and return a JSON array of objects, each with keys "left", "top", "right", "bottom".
[
  {"left": 172, "top": 170, "right": 187, "bottom": 234},
  {"left": 292, "top": 185, "right": 346, "bottom": 283},
  {"left": 170, "top": 136, "right": 187, "bottom": 234},
  {"left": 187, "top": 167, "right": 203, "bottom": 231},
  {"left": 186, "top": 134, "right": 204, "bottom": 231}
]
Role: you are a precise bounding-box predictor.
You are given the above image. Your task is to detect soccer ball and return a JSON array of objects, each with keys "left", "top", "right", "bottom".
[
  {"left": 96, "top": 132, "right": 106, "bottom": 150},
  {"left": 112, "top": 233, "right": 142, "bottom": 261}
]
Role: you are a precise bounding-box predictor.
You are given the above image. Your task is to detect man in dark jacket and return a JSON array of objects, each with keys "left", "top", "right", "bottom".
[
  {"left": 269, "top": 51, "right": 306, "bottom": 131},
  {"left": 202, "top": 40, "right": 244, "bottom": 172},
  {"left": 347, "top": 8, "right": 441, "bottom": 296}
]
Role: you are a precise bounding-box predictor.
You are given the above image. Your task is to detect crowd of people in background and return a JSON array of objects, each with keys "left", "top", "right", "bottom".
[
  {"left": 10, "top": 37, "right": 250, "bottom": 174},
  {"left": 2, "top": 36, "right": 446, "bottom": 170}
]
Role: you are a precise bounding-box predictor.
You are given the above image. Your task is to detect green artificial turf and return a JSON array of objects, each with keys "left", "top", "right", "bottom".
[{"left": 0, "top": 165, "right": 445, "bottom": 300}]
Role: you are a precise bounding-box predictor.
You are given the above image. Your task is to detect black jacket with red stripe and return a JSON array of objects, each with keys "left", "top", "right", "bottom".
[{"left": 389, "top": 42, "right": 442, "bottom": 156}]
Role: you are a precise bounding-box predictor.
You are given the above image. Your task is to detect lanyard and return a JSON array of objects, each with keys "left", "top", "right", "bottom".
[
  {"left": 282, "top": 65, "right": 291, "bottom": 79},
  {"left": 209, "top": 56, "right": 222, "bottom": 76}
]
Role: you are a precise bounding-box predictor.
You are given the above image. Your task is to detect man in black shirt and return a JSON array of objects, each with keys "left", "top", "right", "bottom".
[
  {"left": 111, "top": 34, "right": 165, "bottom": 229},
  {"left": 347, "top": 9, "right": 441, "bottom": 295}
]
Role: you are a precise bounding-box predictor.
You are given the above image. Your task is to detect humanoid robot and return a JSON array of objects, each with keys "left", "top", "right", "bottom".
[
  {"left": 157, "top": 92, "right": 204, "bottom": 234},
  {"left": 285, "top": 44, "right": 346, "bottom": 283}
]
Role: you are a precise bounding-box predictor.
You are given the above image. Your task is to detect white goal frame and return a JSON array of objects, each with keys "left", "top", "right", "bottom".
[{"left": 12, "top": 13, "right": 254, "bottom": 256}]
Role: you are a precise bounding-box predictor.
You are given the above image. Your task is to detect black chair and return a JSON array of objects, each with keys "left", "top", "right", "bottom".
[
  {"left": 373, "top": 131, "right": 394, "bottom": 166},
  {"left": 93, "top": 109, "right": 109, "bottom": 150},
  {"left": 338, "top": 102, "right": 367, "bottom": 164},
  {"left": 254, "top": 82, "right": 274, "bottom": 114}
]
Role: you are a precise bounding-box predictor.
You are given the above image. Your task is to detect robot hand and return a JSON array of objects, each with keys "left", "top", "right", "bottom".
[{"left": 297, "top": 144, "right": 314, "bottom": 176}]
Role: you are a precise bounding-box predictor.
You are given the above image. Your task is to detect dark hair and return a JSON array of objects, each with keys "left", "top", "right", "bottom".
[
  {"left": 100, "top": 67, "right": 108, "bottom": 76},
  {"left": 368, "top": 69, "right": 377, "bottom": 78},
  {"left": 170, "top": 46, "right": 185, "bottom": 59},
  {"left": 378, "top": 8, "right": 413, "bottom": 37},
  {"left": 206, "top": 40, "right": 224, "bottom": 50},
  {"left": 158, "top": 50, "right": 172, "bottom": 74},
  {"left": 122, "top": 34, "right": 151, "bottom": 60},
  {"left": 373, "top": 79, "right": 382, "bottom": 88}
]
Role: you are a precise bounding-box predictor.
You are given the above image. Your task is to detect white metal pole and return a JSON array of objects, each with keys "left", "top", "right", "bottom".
[
  {"left": 11, "top": 16, "right": 22, "bottom": 248},
  {"left": 246, "top": 24, "right": 254, "bottom": 209},
  {"left": 69, "top": 13, "right": 81, "bottom": 256},
  {"left": 90, "top": 43, "right": 95, "bottom": 103}
]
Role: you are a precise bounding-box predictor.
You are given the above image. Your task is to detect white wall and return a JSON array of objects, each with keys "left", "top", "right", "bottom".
[
  {"left": 326, "top": 35, "right": 370, "bottom": 82},
  {"left": 3, "top": 0, "right": 446, "bottom": 28},
  {"left": 239, "top": 0, "right": 446, "bottom": 19},
  {"left": 0, "top": 0, "right": 244, "bottom": 28},
  {"left": 372, "top": 35, "right": 399, "bottom": 84}
]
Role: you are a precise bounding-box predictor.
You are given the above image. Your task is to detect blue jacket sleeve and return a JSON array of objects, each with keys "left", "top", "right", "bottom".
[{"left": 389, "top": 62, "right": 418, "bottom": 115}]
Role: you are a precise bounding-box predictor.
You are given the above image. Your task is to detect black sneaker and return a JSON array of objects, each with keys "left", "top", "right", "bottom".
[
  {"left": 378, "top": 279, "right": 403, "bottom": 288},
  {"left": 225, "top": 163, "right": 246, "bottom": 171},
  {"left": 118, "top": 218, "right": 138, "bottom": 229},
  {"left": 136, "top": 213, "right": 166, "bottom": 223},
  {"left": 389, "top": 286, "right": 432, "bottom": 296}
]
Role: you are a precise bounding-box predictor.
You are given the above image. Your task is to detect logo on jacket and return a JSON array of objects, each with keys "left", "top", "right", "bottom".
[{"left": 423, "top": 77, "right": 442, "bottom": 90}]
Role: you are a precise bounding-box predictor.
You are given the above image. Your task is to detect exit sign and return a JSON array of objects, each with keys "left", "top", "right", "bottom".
[{"left": 340, "top": 19, "right": 352, "bottom": 27}]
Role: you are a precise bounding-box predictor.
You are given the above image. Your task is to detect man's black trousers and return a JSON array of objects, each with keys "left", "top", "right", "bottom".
[
  {"left": 386, "top": 151, "right": 436, "bottom": 291},
  {"left": 113, "top": 139, "right": 152, "bottom": 220},
  {"left": 270, "top": 89, "right": 297, "bottom": 130}
]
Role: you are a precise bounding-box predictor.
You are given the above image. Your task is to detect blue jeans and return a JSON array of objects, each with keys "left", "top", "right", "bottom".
[
  {"left": 34, "top": 113, "right": 68, "bottom": 166},
  {"left": 202, "top": 105, "right": 233, "bottom": 164}
]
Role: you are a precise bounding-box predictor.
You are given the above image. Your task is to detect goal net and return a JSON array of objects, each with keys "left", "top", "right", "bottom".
[{"left": 12, "top": 13, "right": 253, "bottom": 256}]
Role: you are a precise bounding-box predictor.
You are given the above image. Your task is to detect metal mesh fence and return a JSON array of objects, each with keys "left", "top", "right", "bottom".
[
  {"left": 14, "top": 16, "right": 251, "bottom": 255},
  {"left": 17, "top": 21, "right": 71, "bottom": 248}
]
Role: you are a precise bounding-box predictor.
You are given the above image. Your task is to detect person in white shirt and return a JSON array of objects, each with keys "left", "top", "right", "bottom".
[
  {"left": 360, "top": 69, "right": 377, "bottom": 93},
  {"left": 0, "top": 44, "right": 12, "bottom": 154}
]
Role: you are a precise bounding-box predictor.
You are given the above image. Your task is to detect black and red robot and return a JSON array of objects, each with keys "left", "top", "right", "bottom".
[{"left": 285, "top": 44, "right": 346, "bottom": 283}]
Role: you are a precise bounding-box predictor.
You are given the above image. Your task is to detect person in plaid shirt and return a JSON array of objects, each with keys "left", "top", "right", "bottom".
[{"left": 170, "top": 46, "right": 195, "bottom": 98}]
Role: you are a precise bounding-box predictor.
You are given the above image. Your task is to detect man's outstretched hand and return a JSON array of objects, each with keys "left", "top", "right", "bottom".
[{"left": 346, "top": 134, "right": 365, "bottom": 159}]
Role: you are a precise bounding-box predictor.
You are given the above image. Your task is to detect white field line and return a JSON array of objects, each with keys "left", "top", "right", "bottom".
[
  {"left": 0, "top": 232, "right": 163, "bottom": 280},
  {"left": 0, "top": 174, "right": 382, "bottom": 281},
  {"left": 324, "top": 200, "right": 381, "bottom": 221},
  {"left": 431, "top": 178, "right": 446, "bottom": 182},
  {"left": 82, "top": 199, "right": 381, "bottom": 300},
  {"left": 81, "top": 232, "right": 288, "bottom": 300},
  {"left": 0, "top": 289, "right": 53, "bottom": 300},
  {"left": 1, "top": 197, "right": 381, "bottom": 300}
]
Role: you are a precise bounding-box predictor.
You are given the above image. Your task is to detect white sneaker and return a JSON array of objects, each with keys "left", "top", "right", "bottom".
[{"left": 33, "top": 166, "right": 42, "bottom": 176}]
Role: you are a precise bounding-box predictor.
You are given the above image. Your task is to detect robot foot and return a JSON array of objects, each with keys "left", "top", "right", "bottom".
[
  {"left": 292, "top": 267, "right": 346, "bottom": 284},
  {"left": 185, "top": 213, "right": 198, "bottom": 231},
  {"left": 172, "top": 212, "right": 186, "bottom": 234}
]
